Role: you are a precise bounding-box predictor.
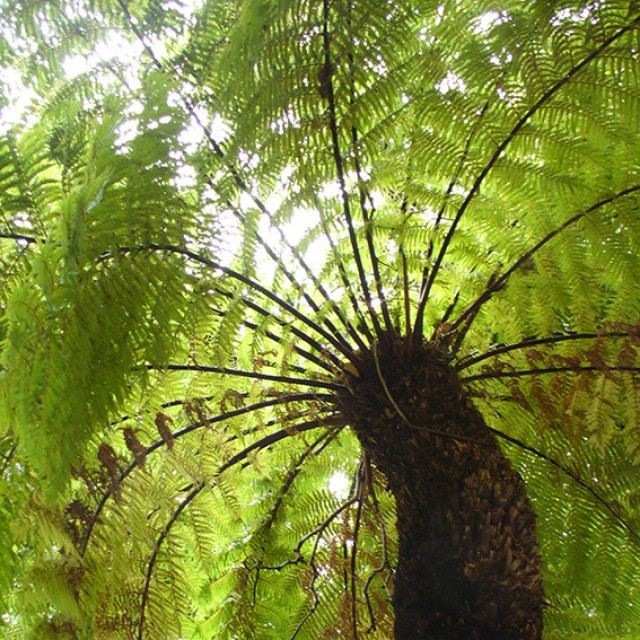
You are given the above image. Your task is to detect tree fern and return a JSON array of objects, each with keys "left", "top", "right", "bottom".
[{"left": 0, "top": 0, "right": 638, "bottom": 637}]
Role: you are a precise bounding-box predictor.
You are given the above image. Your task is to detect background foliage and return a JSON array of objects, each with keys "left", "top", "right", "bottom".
[{"left": 0, "top": 0, "right": 638, "bottom": 637}]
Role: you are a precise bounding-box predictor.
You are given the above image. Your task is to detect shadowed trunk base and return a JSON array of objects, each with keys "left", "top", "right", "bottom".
[{"left": 338, "top": 334, "right": 543, "bottom": 639}]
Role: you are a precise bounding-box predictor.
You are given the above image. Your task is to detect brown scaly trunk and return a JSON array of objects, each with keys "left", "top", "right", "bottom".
[{"left": 338, "top": 333, "right": 543, "bottom": 639}]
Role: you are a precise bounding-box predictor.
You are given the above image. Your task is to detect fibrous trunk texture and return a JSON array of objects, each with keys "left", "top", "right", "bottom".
[{"left": 338, "top": 334, "right": 543, "bottom": 639}]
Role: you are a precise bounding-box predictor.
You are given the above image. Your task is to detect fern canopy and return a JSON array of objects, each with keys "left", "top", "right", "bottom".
[{"left": 0, "top": 0, "right": 638, "bottom": 637}]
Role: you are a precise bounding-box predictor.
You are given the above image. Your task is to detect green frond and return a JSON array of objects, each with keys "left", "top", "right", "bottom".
[{"left": 0, "top": 0, "right": 638, "bottom": 636}]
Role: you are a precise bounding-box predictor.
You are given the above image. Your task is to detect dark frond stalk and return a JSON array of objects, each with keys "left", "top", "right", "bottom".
[
  {"left": 414, "top": 17, "right": 640, "bottom": 336},
  {"left": 268, "top": 228, "right": 364, "bottom": 348},
  {"left": 137, "top": 482, "right": 204, "bottom": 640},
  {"left": 290, "top": 493, "right": 361, "bottom": 639},
  {"left": 349, "top": 461, "right": 366, "bottom": 639},
  {"left": 430, "top": 290, "right": 460, "bottom": 340},
  {"left": 300, "top": 109, "right": 365, "bottom": 341},
  {"left": 217, "top": 417, "right": 343, "bottom": 476},
  {"left": 195, "top": 108, "right": 360, "bottom": 352},
  {"left": 130, "top": 243, "right": 356, "bottom": 360},
  {"left": 401, "top": 251, "right": 411, "bottom": 333},
  {"left": 238, "top": 199, "right": 363, "bottom": 350},
  {"left": 447, "top": 272, "right": 500, "bottom": 356},
  {"left": 249, "top": 429, "right": 340, "bottom": 554},
  {"left": 212, "top": 287, "right": 344, "bottom": 368},
  {"left": 192, "top": 112, "right": 361, "bottom": 353},
  {"left": 99, "top": 245, "right": 338, "bottom": 361},
  {"left": 226, "top": 196, "right": 357, "bottom": 352},
  {"left": 244, "top": 220, "right": 356, "bottom": 352},
  {"left": 110, "top": 394, "right": 217, "bottom": 427},
  {"left": 0, "top": 231, "right": 37, "bottom": 244},
  {"left": 413, "top": 100, "right": 490, "bottom": 338},
  {"left": 400, "top": 207, "right": 412, "bottom": 334},
  {"left": 449, "top": 185, "right": 640, "bottom": 346},
  {"left": 248, "top": 205, "right": 370, "bottom": 350},
  {"left": 114, "top": 0, "right": 158, "bottom": 68},
  {"left": 311, "top": 192, "right": 373, "bottom": 349},
  {"left": 192, "top": 114, "right": 358, "bottom": 354},
  {"left": 456, "top": 330, "right": 634, "bottom": 371},
  {"left": 363, "top": 455, "right": 392, "bottom": 634},
  {"left": 193, "top": 106, "right": 365, "bottom": 353},
  {"left": 351, "top": 126, "right": 394, "bottom": 334},
  {"left": 81, "top": 395, "right": 336, "bottom": 555},
  {"left": 114, "top": 0, "right": 361, "bottom": 351},
  {"left": 137, "top": 417, "right": 343, "bottom": 640},
  {"left": 142, "top": 363, "right": 345, "bottom": 392},
  {"left": 208, "top": 305, "right": 333, "bottom": 374},
  {"left": 250, "top": 428, "right": 340, "bottom": 606},
  {"left": 321, "top": 0, "right": 383, "bottom": 340},
  {"left": 344, "top": 3, "right": 393, "bottom": 335},
  {"left": 486, "top": 426, "right": 640, "bottom": 543},
  {"left": 270, "top": 232, "right": 363, "bottom": 350},
  {"left": 462, "top": 365, "right": 640, "bottom": 382}
]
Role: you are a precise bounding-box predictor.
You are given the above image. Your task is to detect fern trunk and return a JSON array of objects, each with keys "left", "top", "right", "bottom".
[{"left": 339, "top": 334, "right": 544, "bottom": 638}]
